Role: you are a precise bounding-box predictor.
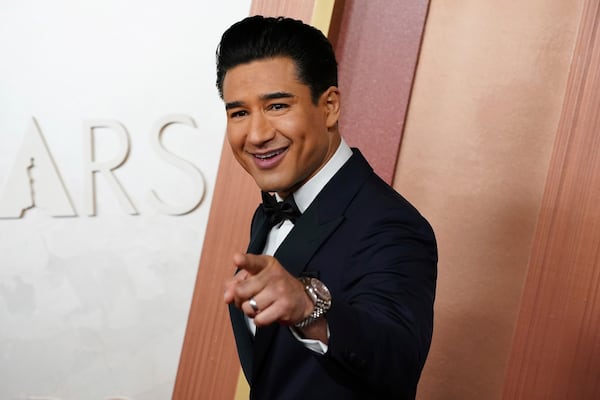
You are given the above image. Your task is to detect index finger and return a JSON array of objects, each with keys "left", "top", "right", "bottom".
[{"left": 233, "top": 252, "right": 272, "bottom": 276}]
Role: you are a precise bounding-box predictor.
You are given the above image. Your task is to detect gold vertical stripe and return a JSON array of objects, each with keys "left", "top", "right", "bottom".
[
  {"left": 311, "top": 0, "right": 336, "bottom": 35},
  {"left": 232, "top": 1, "right": 336, "bottom": 398},
  {"left": 234, "top": 368, "right": 250, "bottom": 400}
]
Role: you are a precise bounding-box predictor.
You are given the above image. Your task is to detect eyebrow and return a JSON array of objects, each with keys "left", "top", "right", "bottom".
[
  {"left": 225, "top": 91, "right": 295, "bottom": 110},
  {"left": 262, "top": 91, "right": 294, "bottom": 101},
  {"left": 225, "top": 101, "right": 244, "bottom": 110}
]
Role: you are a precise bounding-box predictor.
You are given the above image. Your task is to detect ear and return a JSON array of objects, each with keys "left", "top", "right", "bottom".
[{"left": 321, "top": 86, "right": 341, "bottom": 128}]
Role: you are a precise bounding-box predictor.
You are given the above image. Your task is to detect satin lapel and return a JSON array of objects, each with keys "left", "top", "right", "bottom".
[
  {"left": 229, "top": 208, "right": 270, "bottom": 384},
  {"left": 275, "top": 208, "right": 344, "bottom": 277},
  {"left": 229, "top": 304, "right": 254, "bottom": 383},
  {"left": 247, "top": 211, "right": 271, "bottom": 255},
  {"left": 253, "top": 201, "right": 345, "bottom": 379}
]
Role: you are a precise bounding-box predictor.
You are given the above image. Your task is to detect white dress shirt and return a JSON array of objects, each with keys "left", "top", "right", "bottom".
[{"left": 246, "top": 139, "right": 353, "bottom": 354}]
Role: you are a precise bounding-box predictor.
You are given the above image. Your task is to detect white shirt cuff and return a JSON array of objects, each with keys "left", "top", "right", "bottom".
[{"left": 289, "top": 324, "right": 330, "bottom": 355}]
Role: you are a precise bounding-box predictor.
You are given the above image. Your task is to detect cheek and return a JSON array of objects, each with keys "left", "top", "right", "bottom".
[
  {"left": 272, "top": 117, "right": 300, "bottom": 136},
  {"left": 226, "top": 126, "right": 245, "bottom": 150}
]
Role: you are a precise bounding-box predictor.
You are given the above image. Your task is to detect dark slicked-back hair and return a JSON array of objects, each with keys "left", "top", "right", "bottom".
[{"left": 216, "top": 15, "right": 338, "bottom": 104}]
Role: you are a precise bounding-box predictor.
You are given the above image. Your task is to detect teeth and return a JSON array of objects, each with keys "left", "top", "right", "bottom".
[{"left": 256, "top": 149, "right": 283, "bottom": 160}]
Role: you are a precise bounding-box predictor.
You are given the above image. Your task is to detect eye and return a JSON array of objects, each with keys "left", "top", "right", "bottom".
[
  {"left": 229, "top": 110, "right": 248, "bottom": 119},
  {"left": 267, "top": 103, "right": 289, "bottom": 112}
]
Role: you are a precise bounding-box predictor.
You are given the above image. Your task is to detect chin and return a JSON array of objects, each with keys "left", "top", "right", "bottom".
[
  {"left": 253, "top": 176, "right": 285, "bottom": 193},
  {"left": 255, "top": 181, "right": 279, "bottom": 194}
]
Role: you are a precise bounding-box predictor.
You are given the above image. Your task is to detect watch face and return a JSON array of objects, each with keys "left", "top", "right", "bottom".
[{"left": 311, "top": 278, "right": 331, "bottom": 300}]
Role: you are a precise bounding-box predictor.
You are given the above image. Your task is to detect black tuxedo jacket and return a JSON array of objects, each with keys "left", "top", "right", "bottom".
[{"left": 229, "top": 149, "right": 437, "bottom": 399}]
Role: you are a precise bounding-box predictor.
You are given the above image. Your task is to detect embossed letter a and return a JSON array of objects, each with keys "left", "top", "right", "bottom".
[{"left": 0, "top": 117, "right": 77, "bottom": 218}]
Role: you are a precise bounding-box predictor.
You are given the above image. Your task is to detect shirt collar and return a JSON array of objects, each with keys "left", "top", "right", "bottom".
[{"left": 276, "top": 138, "right": 352, "bottom": 213}]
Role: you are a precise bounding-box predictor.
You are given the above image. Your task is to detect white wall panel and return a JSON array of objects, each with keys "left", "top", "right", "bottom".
[{"left": 0, "top": 1, "right": 250, "bottom": 398}]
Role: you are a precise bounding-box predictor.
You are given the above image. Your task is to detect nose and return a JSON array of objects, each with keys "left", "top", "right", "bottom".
[{"left": 247, "top": 111, "right": 275, "bottom": 146}]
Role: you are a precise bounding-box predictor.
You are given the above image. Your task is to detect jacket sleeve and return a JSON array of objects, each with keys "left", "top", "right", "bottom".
[{"left": 318, "top": 210, "right": 437, "bottom": 399}]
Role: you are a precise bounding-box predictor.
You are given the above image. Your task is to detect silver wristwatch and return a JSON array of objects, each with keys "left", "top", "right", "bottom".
[{"left": 295, "top": 277, "right": 332, "bottom": 329}]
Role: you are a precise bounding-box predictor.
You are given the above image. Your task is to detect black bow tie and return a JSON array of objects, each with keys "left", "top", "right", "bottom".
[{"left": 261, "top": 191, "right": 301, "bottom": 227}]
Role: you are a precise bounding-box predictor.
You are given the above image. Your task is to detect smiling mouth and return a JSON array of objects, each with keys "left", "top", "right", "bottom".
[{"left": 253, "top": 148, "right": 286, "bottom": 160}]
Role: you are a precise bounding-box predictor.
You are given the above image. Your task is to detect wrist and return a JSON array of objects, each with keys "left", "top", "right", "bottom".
[{"left": 295, "top": 277, "right": 332, "bottom": 329}]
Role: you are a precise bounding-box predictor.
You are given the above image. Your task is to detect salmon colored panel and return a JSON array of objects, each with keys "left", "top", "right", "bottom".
[
  {"left": 334, "top": 0, "right": 430, "bottom": 184},
  {"left": 504, "top": 0, "right": 600, "bottom": 398}
]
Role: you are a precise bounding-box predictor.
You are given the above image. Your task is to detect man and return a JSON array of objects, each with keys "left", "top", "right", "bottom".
[{"left": 220, "top": 15, "right": 437, "bottom": 399}]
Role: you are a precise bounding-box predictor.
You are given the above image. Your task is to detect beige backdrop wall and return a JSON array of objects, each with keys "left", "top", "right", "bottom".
[{"left": 394, "top": 1, "right": 585, "bottom": 398}]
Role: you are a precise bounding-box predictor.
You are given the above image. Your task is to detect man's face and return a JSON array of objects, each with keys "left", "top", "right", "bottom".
[{"left": 222, "top": 57, "right": 340, "bottom": 198}]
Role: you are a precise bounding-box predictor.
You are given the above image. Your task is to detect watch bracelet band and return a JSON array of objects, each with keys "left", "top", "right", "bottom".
[
  {"left": 295, "top": 278, "right": 331, "bottom": 329},
  {"left": 295, "top": 298, "right": 327, "bottom": 328}
]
